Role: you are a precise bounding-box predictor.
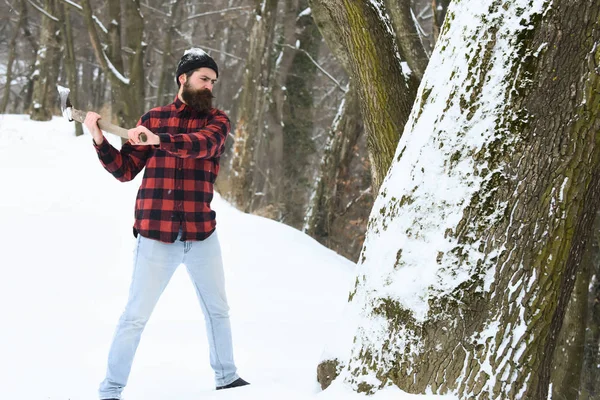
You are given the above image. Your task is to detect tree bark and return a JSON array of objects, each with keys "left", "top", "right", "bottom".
[
  {"left": 383, "top": 0, "right": 429, "bottom": 80},
  {"left": 280, "top": 0, "right": 321, "bottom": 228},
  {"left": 30, "top": 0, "right": 61, "bottom": 121},
  {"left": 579, "top": 209, "right": 600, "bottom": 399},
  {"left": 1, "top": 0, "right": 26, "bottom": 113},
  {"left": 309, "top": 0, "right": 418, "bottom": 193},
  {"left": 58, "top": 2, "right": 83, "bottom": 136},
  {"left": 123, "top": 0, "right": 145, "bottom": 127},
  {"left": 230, "top": 0, "right": 279, "bottom": 210},
  {"left": 304, "top": 81, "right": 363, "bottom": 246},
  {"left": 155, "top": 0, "right": 183, "bottom": 107},
  {"left": 550, "top": 252, "right": 590, "bottom": 400},
  {"left": 80, "top": 0, "right": 142, "bottom": 130},
  {"left": 318, "top": 1, "right": 600, "bottom": 399},
  {"left": 432, "top": 0, "right": 451, "bottom": 42}
]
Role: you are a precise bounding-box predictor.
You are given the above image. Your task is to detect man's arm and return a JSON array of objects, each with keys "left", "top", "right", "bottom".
[
  {"left": 128, "top": 112, "right": 230, "bottom": 160},
  {"left": 85, "top": 112, "right": 151, "bottom": 182}
]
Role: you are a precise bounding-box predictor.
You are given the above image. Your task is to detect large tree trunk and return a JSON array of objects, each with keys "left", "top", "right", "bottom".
[
  {"left": 318, "top": 1, "right": 600, "bottom": 399},
  {"left": 230, "top": 0, "right": 279, "bottom": 210},
  {"left": 30, "top": 0, "right": 61, "bottom": 121},
  {"left": 308, "top": 0, "right": 417, "bottom": 193}
]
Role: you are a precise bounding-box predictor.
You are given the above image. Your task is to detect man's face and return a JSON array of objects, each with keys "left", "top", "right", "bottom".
[
  {"left": 183, "top": 67, "right": 217, "bottom": 92},
  {"left": 180, "top": 68, "right": 217, "bottom": 113}
]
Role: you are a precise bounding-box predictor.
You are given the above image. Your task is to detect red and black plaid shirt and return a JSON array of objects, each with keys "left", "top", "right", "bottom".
[{"left": 94, "top": 96, "right": 230, "bottom": 243}]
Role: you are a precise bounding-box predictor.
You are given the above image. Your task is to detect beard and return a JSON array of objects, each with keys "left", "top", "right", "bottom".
[{"left": 181, "top": 81, "right": 214, "bottom": 113}]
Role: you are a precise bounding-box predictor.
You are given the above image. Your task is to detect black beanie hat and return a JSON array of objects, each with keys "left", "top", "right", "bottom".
[{"left": 175, "top": 48, "right": 219, "bottom": 85}]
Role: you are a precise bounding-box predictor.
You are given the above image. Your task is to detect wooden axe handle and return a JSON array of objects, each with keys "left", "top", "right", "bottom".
[{"left": 70, "top": 107, "right": 147, "bottom": 143}]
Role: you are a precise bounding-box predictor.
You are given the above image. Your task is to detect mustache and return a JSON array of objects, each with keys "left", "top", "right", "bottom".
[{"left": 182, "top": 86, "right": 214, "bottom": 112}]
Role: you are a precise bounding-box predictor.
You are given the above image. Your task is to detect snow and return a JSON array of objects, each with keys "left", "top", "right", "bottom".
[
  {"left": 93, "top": 15, "right": 108, "bottom": 34},
  {"left": 63, "top": 0, "right": 82, "bottom": 10},
  {"left": 185, "top": 47, "right": 208, "bottom": 58},
  {"left": 0, "top": 114, "right": 450, "bottom": 399},
  {"left": 299, "top": 8, "right": 311, "bottom": 18},
  {"left": 355, "top": 0, "right": 552, "bottom": 321},
  {"left": 103, "top": 52, "right": 130, "bottom": 85}
]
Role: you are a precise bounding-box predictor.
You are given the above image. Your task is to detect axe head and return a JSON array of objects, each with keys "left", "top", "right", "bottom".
[{"left": 57, "top": 85, "right": 73, "bottom": 122}]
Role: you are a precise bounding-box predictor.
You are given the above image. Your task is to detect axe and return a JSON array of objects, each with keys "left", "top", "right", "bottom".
[{"left": 57, "top": 85, "right": 147, "bottom": 143}]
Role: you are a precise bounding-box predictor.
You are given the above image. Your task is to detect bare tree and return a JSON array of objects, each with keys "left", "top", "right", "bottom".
[
  {"left": 30, "top": 0, "right": 61, "bottom": 121},
  {"left": 1, "top": 0, "right": 26, "bottom": 113},
  {"left": 229, "top": 0, "right": 279, "bottom": 210}
]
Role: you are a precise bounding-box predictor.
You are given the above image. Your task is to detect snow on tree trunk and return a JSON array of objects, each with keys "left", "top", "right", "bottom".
[{"left": 319, "top": 0, "right": 600, "bottom": 399}]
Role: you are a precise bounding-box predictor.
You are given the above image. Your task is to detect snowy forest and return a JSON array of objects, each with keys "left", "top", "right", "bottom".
[{"left": 1, "top": 0, "right": 600, "bottom": 399}]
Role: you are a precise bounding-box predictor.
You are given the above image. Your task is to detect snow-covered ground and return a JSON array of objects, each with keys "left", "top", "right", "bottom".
[{"left": 0, "top": 114, "right": 453, "bottom": 400}]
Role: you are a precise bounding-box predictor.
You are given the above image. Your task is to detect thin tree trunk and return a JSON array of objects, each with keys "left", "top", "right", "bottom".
[
  {"left": 58, "top": 2, "right": 83, "bottom": 135},
  {"left": 579, "top": 209, "right": 600, "bottom": 399},
  {"left": 384, "top": 0, "right": 429, "bottom": 80},
  {"left": 156, "top": 0, "right": 183, "bottom": 107},
  {"left": 30, "top": 0, "right": 61, "bottom": 121},
  {"left": 551, "top": 253, "right": 590, "bottom": 399},
  {"left": 106, "top": 0, "right": 126, "bottom": 126},
  {"left": 1, "top": 0, "right": 26, "bottom": 113},
  {"left": 123, "top": 0, "right": 145, "bottom": 127},
  {"left": 304, "top": 81, "right": 362, "bottom": 243},
  {"left": 280, "top": 0, "right": 321, "bottom": 227},
  {"left": 432, "top": 0, "right": 450, "bottom": 42},
  {"left": 230, "top": 0, "right": 279, "bottom": 210}
]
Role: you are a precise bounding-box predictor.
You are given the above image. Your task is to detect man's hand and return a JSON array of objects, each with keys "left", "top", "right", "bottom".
[
  {"left": 128, "top": 125, "right": 160, "bottom": 145},
  {"left": 84, "top": 112, "right": 104, "bottom": 145}
]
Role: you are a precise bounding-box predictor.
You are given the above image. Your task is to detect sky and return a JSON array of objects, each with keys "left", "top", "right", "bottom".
[{"left": 0, "top": 115, "right": 454, "bottom": 400}]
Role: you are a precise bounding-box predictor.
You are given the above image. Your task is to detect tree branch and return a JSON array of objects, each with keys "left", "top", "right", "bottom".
[
  {"left": 60, "top": 0, "right": 108, "bottom": 38},
  {"left": 60, "top": 0, "right": 81, "bottom": 11},
  {"left": 177, "top": 6, "right": 252, "bottom": 25},
  {"left": 281, "top": 44, "right": 346, "bottom": 93},
  {"left": 26, "top": 0, "right": 59, "bottom": 21},
  {"left": 140, "top": 2, "right": 168, "bottom": 17}
]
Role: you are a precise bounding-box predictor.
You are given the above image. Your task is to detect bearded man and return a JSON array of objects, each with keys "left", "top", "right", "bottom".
[{"left": 84, "top": 48, "right": 249, "bottom": 400}]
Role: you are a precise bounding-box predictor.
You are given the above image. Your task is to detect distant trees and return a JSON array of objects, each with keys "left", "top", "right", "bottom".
[{"left": 0, "top": 0, "right": 448, "bottom": 262}]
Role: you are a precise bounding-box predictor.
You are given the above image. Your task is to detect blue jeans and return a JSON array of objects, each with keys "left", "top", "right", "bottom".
[{"left": 98, "top": 230, "right": 239, "bottom": 399}]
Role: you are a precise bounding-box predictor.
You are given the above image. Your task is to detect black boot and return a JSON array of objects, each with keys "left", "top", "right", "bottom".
[{"left": 216, "top": 377, "right": 250, "bottom": 390}]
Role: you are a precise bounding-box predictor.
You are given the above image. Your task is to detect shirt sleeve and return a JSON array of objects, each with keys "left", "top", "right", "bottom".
[
  {"left": 93, "top": 114, "right": 152, "bottom": 182},
  {"left": 156, "top": 111, "right": 229, "bottom": 159}
]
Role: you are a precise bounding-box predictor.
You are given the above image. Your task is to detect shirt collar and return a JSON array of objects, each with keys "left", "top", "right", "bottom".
[{"left": 173, "top": 95, "right": 187, "bottom": 113}]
